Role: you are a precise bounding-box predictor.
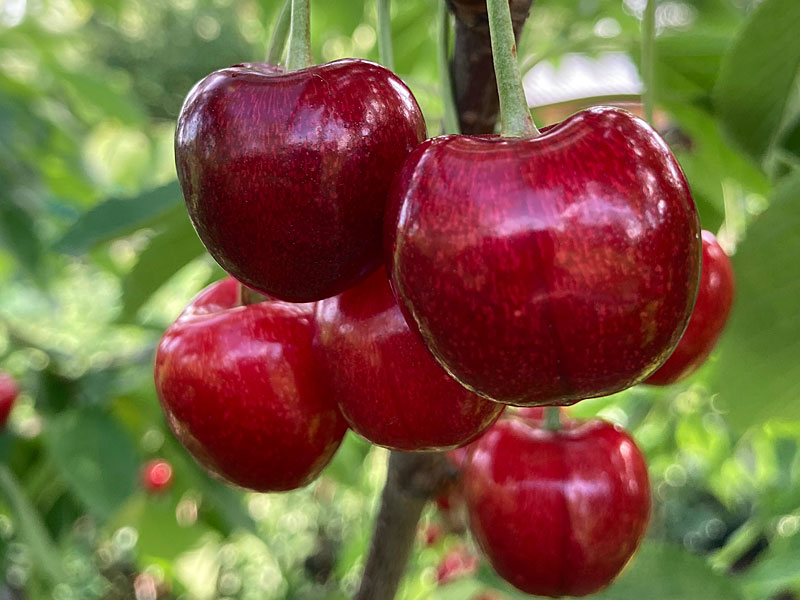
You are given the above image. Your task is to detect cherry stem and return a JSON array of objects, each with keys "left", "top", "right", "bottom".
[
  {"left": 355, "top": 452, "right": 455, "bottom": 600},
  {"left": 238, "top": 282, "right": 269, "bottom": 306},
  {"left": 266, "top": 0, "right": 291, "bottom": 64},
  {"left": 376, "top": 0, "right": 395, "bottom": 71},
  {"left": 285, "top": 0, "right": 312, "bottom": 71},
  {"left": 437, "top": 0, "right": 460, "bottom": 134},
  {"left": 486, "top": 0, "right": 538, "bottom": 137},
  {"left": 641, "top": 0, "right": 656, "bottom": 124},
  {"left": 544, "top": 406, "right": 562, "bottom": 431}
]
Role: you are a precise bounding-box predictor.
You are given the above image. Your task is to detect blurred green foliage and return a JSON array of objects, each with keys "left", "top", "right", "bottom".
[{"left": 1, "top": 0, "right": 799, "bottom": 598}]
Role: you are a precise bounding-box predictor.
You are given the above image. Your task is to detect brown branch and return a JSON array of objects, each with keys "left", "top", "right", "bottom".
[
  {"left": 354, "top": 452, "right": 456, "bottom": 600},
  {"left": 448, "top": 0, "right": 535, "bottom": 134}
]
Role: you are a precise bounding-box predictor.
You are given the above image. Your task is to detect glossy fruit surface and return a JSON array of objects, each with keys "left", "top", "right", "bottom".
[
  {"left": 154, "top": 278, "right": 347, "bottom": 491},
  {"left": 463, "top": 415, "right": 650, "bottom": 597},
  {"left": 141, "top": 459, "right": 173, "bottom": 493},
  {"left": 386, "top": 106, "right": 700, "bottom": 405},
  {"left": 176, "top": 59, "right": 426, "bottom": 302},
  {"left": 646, "top": 230, "right": 734, "bottom": 385},
  {"left": 314, "top": 268, "right": 503, "bottom": 451},
  {"left": 0, "top": 372, "right": 19, "bottom": 427}
]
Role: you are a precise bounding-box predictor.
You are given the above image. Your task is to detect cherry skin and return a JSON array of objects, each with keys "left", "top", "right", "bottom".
[
  {"left": 463, "top": 415, "right": 650, "bottom": 597},
  {"left": 176, "top": 59, "right": 426, "bottom": 302},
  {"left": 154, "top": 278, "right": 347, "bottom": 492},
  {"left": 314, "top": 268, "right": 503, "bottom": 451},
  {"left": 646, "top": 230, "right": 734, "bottom": 385},
  {"left": 141, "top": 459, "right": 173, "bottom": 494},
  {"left": 385, "top": 106, "right": 700, "bottom": 405},
  {"left": 0, "top": 372, "right": 19, "bottom": 428}
]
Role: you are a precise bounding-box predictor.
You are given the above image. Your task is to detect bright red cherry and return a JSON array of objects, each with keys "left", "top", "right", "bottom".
[
  {"left": 154, "top": 278, "right": 347, "bottom": 492},
  {"left": 141, "top": 459, "right": 173, "bottom": 494},
  {"left": 314, "top": 268, "right": 503, "bottom": 451},
  {"left": 385, "top": 106, "right": 700, "bottom": 405},
  {"left": 646, "top": 230, "right": 734, "bottom": 385},
  {"left": 176, "top": 60, "right": 426, "bottom": 302},
  {"left": 463, "top": 415, "right": 650, "bottom": 597},
  {"left": 0, "top": 372, "right": 19, "bottom": 428}
]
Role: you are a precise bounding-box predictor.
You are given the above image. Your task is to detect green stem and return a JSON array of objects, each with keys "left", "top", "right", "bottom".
[
  {"left": 285, "top": 0, "right": 313, "bottom": 72},
  {"left": 267, "top": 0, "right": 292, "bottom": 64},
  {"left": 641, "top": 0, "right": 656, "bottom": 124},
  {"left": 486, "top": 0, "right": 538, "bottom": 137},
  {"left": 544, "top": 406, "right": 561, "bottom": 431},
  {"left": 377, "top": 0, "right": 395, "bottom": 71},
  {"left": 438, "top": 0, "right": 460, "bottom": 134}
]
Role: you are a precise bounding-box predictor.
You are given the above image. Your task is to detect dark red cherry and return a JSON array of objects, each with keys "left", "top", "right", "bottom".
[
  {"left": 463, "top": 415, "right": 650, "bottom": 597},
  {"left": 646, "top": 230, "right": 734, "bottom": 385},
  {"left": 154, "top": 278, "right": 347, "bottom": 492},
  {"left": 175, "top": 59, "right": 426, "bottom": 302},
  {"left": 386, "top": 106, "right": 700, "bottom": 405},
  {"left": 314, "top": 268, "right": 503, "bottom": 451}
]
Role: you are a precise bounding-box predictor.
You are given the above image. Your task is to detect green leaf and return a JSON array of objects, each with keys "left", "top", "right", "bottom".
[
  {"left": 714, "top": 170, "right": 800, "bottom": 428},
  {"left": 45, "top": 407, "right": 139, "bottom": 519},
  {"left": 120, "top": 208, "right": 205, "bottom": 319},
  {"left": 592, "top": 542, "right": 743, "bottom": 599},
  {"left": 0, "top": 465, "right": 65, "bottom": 583},
  {"left": 736, "top": 532, "right": 800, "bottom": 599},
  {"left": 0, "top": 191, "right": 43, "bottom": 279},
  {"left": 713, "top": 0, "right": 800, "bottom": 165},
  {"left": 475, "top": 542, "right": 742, "bottom": 599},
  {"left": 54, "top": 182, "right": 182, "bottom": 255}
]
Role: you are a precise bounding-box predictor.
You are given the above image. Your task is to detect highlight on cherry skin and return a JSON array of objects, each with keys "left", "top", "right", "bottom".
[
  {"left": 385, "top": 106, "right": 701, "bottom": 407},
  {"left": 313, "top": 267, "right": 504, "bottom": 451},
  {"left": 153, "top": 277, "right": 347, "bottom": 493},
  {"left": 646, "top": 229, "right": 735, "bottom": 385}
]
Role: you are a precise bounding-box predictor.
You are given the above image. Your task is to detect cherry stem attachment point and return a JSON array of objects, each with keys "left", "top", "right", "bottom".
[
  {"left": 377, "top": 0, "right": 395, "bottom": 71},
  {"left": 438, "top": 0, "right": 460, "bottom": 134},
  {"left": 486, "top": 0, "right": 538, "bottom": 138},
  {"left": 266, "top": 0, "right": 291, "bottom": 64},
  {"left": 286, "top": 0, "right": 312, "bottom": 71},
  {"left": 544, "top": 406, "right": 562, "bottom": 431},
  {"left": 641, "top": 0, "right": 656, "bottom": 124}
]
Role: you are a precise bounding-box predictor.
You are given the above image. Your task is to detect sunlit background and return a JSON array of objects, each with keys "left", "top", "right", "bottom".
[{"left": 1, "top": 0, "right": 799, "bottom": 598}]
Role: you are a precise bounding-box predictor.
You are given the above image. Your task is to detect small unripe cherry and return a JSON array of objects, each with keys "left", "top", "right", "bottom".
[{"left": 141, "top": 459, "right": 173, "bottom": 493}]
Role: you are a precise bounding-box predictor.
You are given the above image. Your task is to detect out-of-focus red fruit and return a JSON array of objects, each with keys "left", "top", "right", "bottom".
[
  {"left": 141, "top": 459, "right": 173, "bottom": 493},
  {"left": 437, "top": 545, "right": 479, "bottom": 584},
  {"left": 0, "top": 372, "right": 19, "bottom": 428}
]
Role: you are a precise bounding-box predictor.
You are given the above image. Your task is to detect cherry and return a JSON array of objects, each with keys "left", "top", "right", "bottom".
[
  {"left": 175, "top": 60, "right": 426, "bottom": 302},
  {"left": 154, "top": 278, "right": 347, "bottom": 492},
  {"left": 646, "top": 230, "right": 734, "bottom": 385},
  {"left": 385, "top": 106, "right": 700, "bottom": 405},
  {"left": 314, "top": 267, "right": 503, "bottom": 451},
  {"left": 0, "top": 372, "right": 19, "bottom": 428},
  {"left": 141, "top": 459, "right": 173, "bottom": 494},
  {"left": 462, "top": 414, "right": 650, "bottom": 597}
]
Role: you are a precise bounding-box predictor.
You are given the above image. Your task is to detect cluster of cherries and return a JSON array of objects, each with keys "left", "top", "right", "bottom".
[{"left": 154, "top": 41, "right": 734, "bottom": 597}]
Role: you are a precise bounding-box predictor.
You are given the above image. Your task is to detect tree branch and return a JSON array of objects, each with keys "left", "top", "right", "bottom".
[
  {"left": 448, "top": 0, "right": 535, "bottom": 134},
  {"left": 354, "top": 452, "right": 456, "bottom": 600}
]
